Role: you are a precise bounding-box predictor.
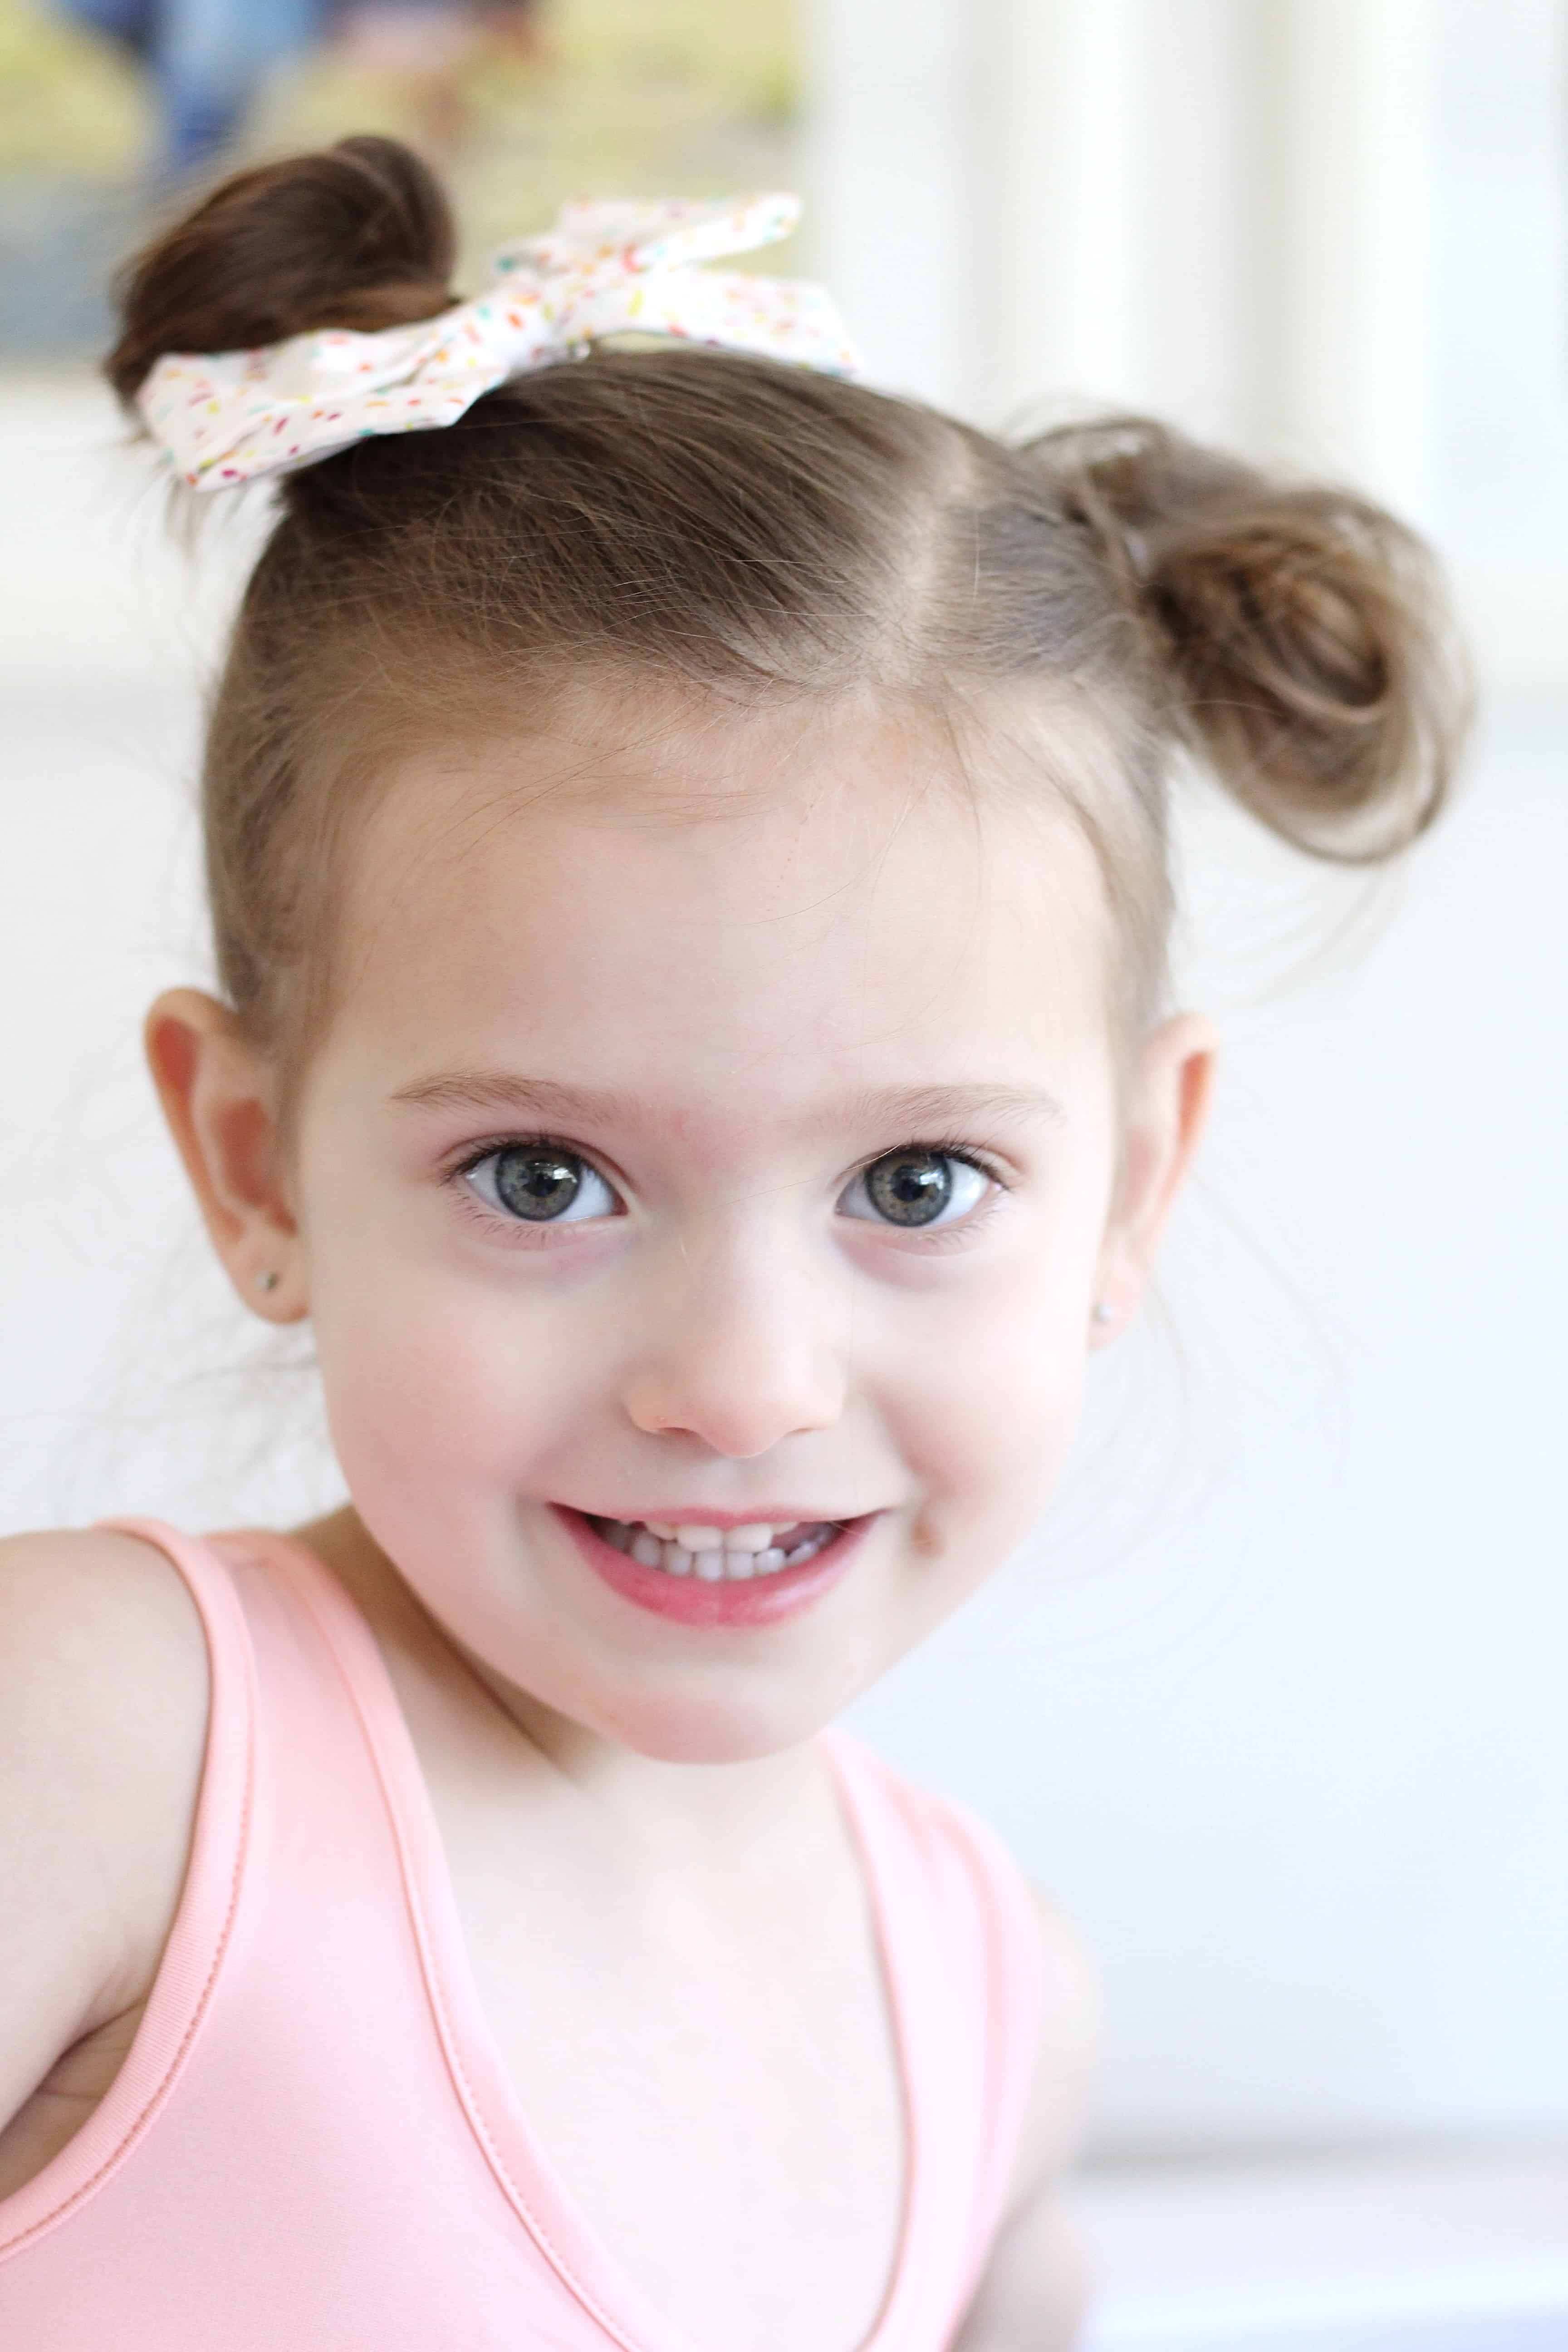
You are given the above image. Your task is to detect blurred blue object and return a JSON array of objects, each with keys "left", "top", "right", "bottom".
[
  {"left": 57, "top": 0, "right": 152, "bottom": 44},
  {"left": 56, "top": 0, "right": 328, "bottom": 172}
]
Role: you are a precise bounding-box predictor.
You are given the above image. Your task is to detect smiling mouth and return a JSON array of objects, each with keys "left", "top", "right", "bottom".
[{"left": 588, "top": 1515, "right": 843, "bottom": 1583}]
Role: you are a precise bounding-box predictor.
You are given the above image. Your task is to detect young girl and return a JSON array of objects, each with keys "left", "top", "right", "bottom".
[{"left": 0, "top": 137, "right": 1459, "bottom": 2350}]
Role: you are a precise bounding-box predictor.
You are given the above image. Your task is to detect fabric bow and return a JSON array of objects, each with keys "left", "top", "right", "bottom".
[{"left": 137, "top": 191, "right": 861, "bottom": 492}]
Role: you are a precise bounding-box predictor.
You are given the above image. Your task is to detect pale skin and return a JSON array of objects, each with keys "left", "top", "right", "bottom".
[{"left": 0, "top": 687, "right": 1212, "bottom": 2349}]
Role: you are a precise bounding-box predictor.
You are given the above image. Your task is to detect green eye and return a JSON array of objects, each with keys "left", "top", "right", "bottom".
[
  {"left": 840, "top": 1150, "right": 989, "bottom": 1229},
  {"left": 465, "top": 1146, "right": 618, "bottom": 1224}
]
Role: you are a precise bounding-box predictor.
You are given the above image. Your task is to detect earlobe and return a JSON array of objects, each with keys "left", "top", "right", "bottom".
[{"left": 144, "top": 988, "right": 304, "bottom": 1319}]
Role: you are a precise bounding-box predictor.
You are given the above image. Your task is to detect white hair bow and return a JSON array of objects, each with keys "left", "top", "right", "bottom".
[{"left": 137, "top": 191, "right": 861, "bottom": 492}]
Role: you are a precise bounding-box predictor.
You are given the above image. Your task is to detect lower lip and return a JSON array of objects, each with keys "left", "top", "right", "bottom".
[{"left": 556, "top": 1507, "right": 869, "bottom": 1628}]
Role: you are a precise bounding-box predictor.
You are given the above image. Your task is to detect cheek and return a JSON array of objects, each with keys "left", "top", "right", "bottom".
[
  {"left": 886, "top": 1255, "right": 1090, "bottom": 1526},
  {"left": 884, "top": 1297, "right": 1086, "bottom": 1648},
  {"left": 304, "top": 1216, "right": 600, "bottom": 1491}
]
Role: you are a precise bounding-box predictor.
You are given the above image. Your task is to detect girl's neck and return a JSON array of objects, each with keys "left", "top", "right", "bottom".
[{"left": 289, "top": 1503, "right": 830, "bottom": 1862}]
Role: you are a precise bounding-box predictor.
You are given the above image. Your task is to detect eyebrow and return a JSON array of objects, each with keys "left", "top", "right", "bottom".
[{"left": 387, "top": 1071, "right": 1064, "bottom": 1134}]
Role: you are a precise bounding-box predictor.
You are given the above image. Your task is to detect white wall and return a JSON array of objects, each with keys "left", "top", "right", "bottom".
[
  {"left": 809, "top": 0, "right": 1568, "bottom": 2152},
  {"left": 3, "top": 0, "right": 1567, "bottom": 2156}
]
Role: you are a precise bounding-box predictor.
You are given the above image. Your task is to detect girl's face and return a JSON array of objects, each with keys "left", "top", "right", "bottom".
[{"left": 206, "top": 691, "right": 1208, "bottom": 1761}]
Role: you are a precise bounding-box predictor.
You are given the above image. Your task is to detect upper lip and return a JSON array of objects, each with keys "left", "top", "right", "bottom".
[{"left": 559, "top": 1504, "right": 873, "bottom": 1529}]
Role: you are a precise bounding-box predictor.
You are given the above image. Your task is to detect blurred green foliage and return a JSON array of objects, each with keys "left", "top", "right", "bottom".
[
  {"left": 0, "top": 0, "right": 799, "bottom": 187},
  {"left": 0, "top": 0, "right": 149, "bottom": 172},
  {"left": 262, "top": 0, "right": 802, "bottom": 279}
]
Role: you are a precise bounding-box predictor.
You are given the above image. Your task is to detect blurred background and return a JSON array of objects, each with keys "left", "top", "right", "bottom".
[{"left": 3, "top": 1, "right": 1567, "bottom": 2340}]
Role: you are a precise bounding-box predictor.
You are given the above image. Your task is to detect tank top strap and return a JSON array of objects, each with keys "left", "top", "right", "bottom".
[
  {"left": 816, "top": 1728, "right": 1045, "bottom": 2326},
  {"left": 0, "top": 1517, "right": 258, "bottom": 2259},
  {"left": 0, "top": 1516, "right": 586, "bottom": 2345}
]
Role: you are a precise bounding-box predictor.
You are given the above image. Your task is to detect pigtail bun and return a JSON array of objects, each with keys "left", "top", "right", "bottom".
[
  {"left": 106, "top": 136, "right": 456, "bottom": 411},
  {"left": 1034, "top": 418, "right": 1466, "bottom": 861}
]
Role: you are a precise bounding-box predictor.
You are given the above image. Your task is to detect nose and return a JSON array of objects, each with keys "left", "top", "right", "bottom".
[{"left": 620, "top": 1237, "right": 847, "bottom": 1459}]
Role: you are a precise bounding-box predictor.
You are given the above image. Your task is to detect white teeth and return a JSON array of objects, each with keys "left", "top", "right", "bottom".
[{"left": 598, "top": 1516, "right": 840, "bottom": 1580}]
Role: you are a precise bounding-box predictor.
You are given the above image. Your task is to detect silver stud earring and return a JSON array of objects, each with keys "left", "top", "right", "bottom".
[
  {"left": 1092, "top": 1300, "right": 1114, "bottom": 1325},
  {"left": 256, "top": 1269, "right": 280, "bottom": 1294}
]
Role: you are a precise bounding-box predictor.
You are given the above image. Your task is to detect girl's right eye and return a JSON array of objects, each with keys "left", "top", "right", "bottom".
[{"left": 461, "top": 1144, "right": 620, "bottom": 1225}]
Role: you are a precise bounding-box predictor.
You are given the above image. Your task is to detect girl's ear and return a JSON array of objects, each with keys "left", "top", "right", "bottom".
[
  {"left": 1091, "top": 1012, "right": 1215, "bottom": 1345},
  {"left": 144, "top": 989, "right": 306, "bottom": 1322}
]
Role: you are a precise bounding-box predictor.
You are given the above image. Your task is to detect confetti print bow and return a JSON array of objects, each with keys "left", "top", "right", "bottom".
[{"left": 138, "top": 191, "right": 862, "bottom": 492}]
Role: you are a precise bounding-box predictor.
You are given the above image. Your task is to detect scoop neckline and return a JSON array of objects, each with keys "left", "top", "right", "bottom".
[{"left": 240, "top": 1524, "right": 933, "bottom": 2352}]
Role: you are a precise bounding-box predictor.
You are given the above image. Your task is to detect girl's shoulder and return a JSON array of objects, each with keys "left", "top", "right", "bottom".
[
  {"left": 0, "top": 1523, "right": 211, "bottom": 1755},
  {"left": 0, "top": 1527, "right": 210, "bottom": 2175}
]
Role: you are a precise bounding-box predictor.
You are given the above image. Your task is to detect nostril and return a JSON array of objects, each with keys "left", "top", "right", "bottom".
[{"left": 621, "top": 1326, "right": 846, "bottom": 1455}]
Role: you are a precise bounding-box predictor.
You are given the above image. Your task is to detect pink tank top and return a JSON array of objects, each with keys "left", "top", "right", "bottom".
[{"left": 0, "top": 1519, "right": 1044, "bottom": 2350}]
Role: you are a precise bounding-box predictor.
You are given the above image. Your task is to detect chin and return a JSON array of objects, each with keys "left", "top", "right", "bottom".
[{"left": 596, "top": 1685, "right": 845, "bottom": 1765}]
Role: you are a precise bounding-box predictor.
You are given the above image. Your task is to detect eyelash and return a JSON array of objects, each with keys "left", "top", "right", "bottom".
[
  {"left": 445, "top": 1132, "right": 615, "bottom": 1244},
  {"left": 443, "top": 1133, "right": 1012, "bottom": 1238},
  {"left": 870, "top": 1138, "right": 1012, "bottom": 1247}
]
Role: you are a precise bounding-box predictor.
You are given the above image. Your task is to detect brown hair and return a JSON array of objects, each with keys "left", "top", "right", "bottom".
[{"left": 108, "top": 136, "right": 1465, "bottom": 1102}]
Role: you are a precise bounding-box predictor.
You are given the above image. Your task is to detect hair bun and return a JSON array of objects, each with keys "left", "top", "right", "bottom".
[
  {"left": 107, "top": 136, "right": 456, "bottom": 410},
  {"left": 1036, "top": 417, "right": 1466, "bottom": 862}
]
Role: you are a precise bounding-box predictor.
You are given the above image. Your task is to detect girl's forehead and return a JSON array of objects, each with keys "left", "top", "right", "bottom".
[{"left": 328, "top": 696, "right": 1113, "bottom": 1097}]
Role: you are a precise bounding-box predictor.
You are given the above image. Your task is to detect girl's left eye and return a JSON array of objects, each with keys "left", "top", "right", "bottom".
[
  {"left": 461, "top": 1144, "right": 620, "bottom": 1225},
  {"left": 838, "top": 1149, "right": 992, "bottom": 1230}
]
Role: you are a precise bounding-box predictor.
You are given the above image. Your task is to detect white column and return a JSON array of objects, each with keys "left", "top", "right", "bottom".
[
  {"left": 1256, "top": 0, "right": 1438, "bottom": 519},
  {"left": 805, "top": 0, "right": 1150, "bottom": 423},
  {"left": 971, "top": 0, "right": 1144, "bottom": 426},
  {"left": 802, "top": 0, "right": 978, "bottom": 411},
  {"left": 807, "top": 0, "right": 1246, "bottom": 435},
  {"left": 1136, "top": 0, "right": 1259, "bottom": 447},
  {"left": 806, "top": 0, "right": 1440, "bottom": 511}
]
